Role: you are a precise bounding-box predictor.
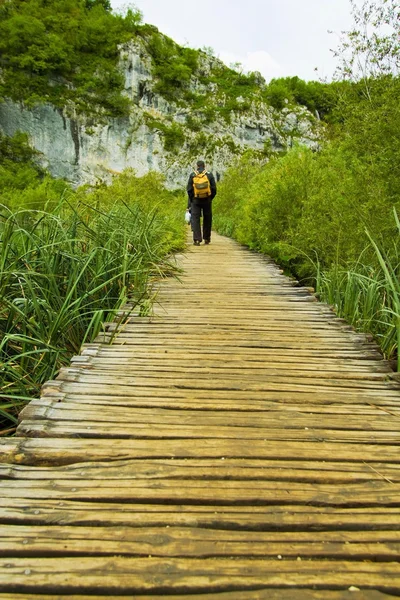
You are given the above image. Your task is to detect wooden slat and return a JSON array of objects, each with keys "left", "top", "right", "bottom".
[
  {"left": 17, "top": 403, "right": 400, "bottom": 431},
  {"left": 21, "top": 396, "right": 400, "bottom": 415},
  {"left": 0, "top": 557, "right": 400, "bottom": 593},
  {"left": 2, "top": 525, "right": 400, "bottom": 560},
  {"left": 1, "top": 499, "right": 399, "bottom": 530},
  {"left": 40, "top": 382, "right": 400, "bottom": 406},
  {"left": 0, "top": 590, "right": 394, "bottom": 599},
  {"left": 2, "top": 477, "right": 400, "bottom": 506},
  {"left": 2, "top": 437, "right": 400, "bottom": 465},
  {"left": 15, "top": 419, "right": 400, "bottom": 444},
  {"left": 2, "top": 457, "right": 400, "bottom": 483}
]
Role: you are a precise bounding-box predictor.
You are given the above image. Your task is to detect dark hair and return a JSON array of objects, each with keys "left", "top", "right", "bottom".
[{"left": 196, "top": 160, "right": 205, "bottom": 170}]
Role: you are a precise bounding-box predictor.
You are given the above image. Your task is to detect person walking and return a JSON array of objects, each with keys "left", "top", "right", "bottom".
[{"left": 187, "top": 160, "right": 217, "bottom": 245}]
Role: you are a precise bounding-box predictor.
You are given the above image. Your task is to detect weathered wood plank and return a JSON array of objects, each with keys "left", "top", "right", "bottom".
[
  {"left": 72, "top": 357, "right": 392, "bottom": 375},
  {"left": 2, "top": 458, "right": 398, "bottom": 483},
  {"left": 0, "top": 557, "right": 400, "bottom": 593},
  {"left": 1, "top": 478, "right": 399, "bottom": 506},
  {"left": 54, "top": 369, "right": 399, "bottom": 393},
  {"left": 68, "top": 361, "right": 393, "bottom": 381},
  {"left": 0, "top": 589, "right": 394, "bottom": 599},
  {"left": 17, "top": 403, "right": 400, "bottom": 432},
  {"left": 2, "top": 438, "right": 400, "bottom": 465},
  {"left": 41, "top": 382, "right": 400, "bottom": 406},
  {"left": 24, "top": 395, "right": 400, "bottom": 415},
  {"left": 16, "top": 419, "right": 400, "bottom": 444},
  {"left": 1, "top": 499, "right": 399, "bottom": 530},
  {"left": 25, "top": 397, "right": 400, "bottom": 419},
  {"left": 1, "top": 525, "right": 400, "bottom": 559}
]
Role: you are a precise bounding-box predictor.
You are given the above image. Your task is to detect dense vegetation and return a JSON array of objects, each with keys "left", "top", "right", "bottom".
[
  {"left": 0, "top": 134, "right": 186, "bottom": 434},
  {"left": 214, "top": 0, "right": 400, "bottom": 366},
  {"left": 263, "top": 77, "right": 345, "bottom": 121},
  {"left": 0, "top": 0, "right": 143, "bottom": 116}
]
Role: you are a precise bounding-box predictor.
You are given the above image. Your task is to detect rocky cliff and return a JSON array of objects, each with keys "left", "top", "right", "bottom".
[{"left": 0, "top": 39, "right": 321, "bottom": 188}]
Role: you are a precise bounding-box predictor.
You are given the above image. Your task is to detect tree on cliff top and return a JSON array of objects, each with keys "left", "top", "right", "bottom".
[{"left": 0, "top": 0, "right": 142, "bottom": 116}]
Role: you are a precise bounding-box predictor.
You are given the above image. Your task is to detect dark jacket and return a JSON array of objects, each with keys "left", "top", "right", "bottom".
[{"left": 187, "top": 171, "right": 217, "bottom": 208}]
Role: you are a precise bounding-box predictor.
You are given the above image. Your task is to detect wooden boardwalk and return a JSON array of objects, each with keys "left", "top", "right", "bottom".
[{"left": 1, "top": 233, "right": 400, "bottom": 598}]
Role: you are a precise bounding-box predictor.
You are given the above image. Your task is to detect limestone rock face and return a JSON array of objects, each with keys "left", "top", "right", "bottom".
[{"left": 0, "top": 40, "right": 320, "bottom": 188}]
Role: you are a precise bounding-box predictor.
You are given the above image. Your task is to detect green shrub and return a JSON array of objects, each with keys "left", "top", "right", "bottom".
[
  {"left": 144, "top": 33, "right": 198, "bottom": 100},
  {"left": 144, "top": 116, "right": 185, "bottom": 152},
  {"left": 263, "top": 77, "right": 343, "bottom": 121}
]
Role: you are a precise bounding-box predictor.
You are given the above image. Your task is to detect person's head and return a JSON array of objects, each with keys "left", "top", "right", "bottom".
[{"left": 196, "top": 160, "right": 205, "bottom": 172}]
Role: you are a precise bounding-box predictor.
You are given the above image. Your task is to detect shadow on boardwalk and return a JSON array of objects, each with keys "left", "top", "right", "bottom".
[{"left": 1, "top": 233, "right": 400, "bottom": 598}]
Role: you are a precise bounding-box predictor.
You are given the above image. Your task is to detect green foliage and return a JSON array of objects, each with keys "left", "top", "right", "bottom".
[
  {"left": 0, "top": 131, "right": 38, "bottom": 166},
  {"left": 209, "top": 64, "right": 261, "bottom": 99},
  {"left": 0, "top": 169, "right": 186, "bottom": 433},
  {"left": 143, "top": 32, "right": 198, "bottom": 100},
  {"left": 144, "top": 116, "right": 185, "bottom": 152},
  {"left": 263, "top": 77, "right": 343, "bottom": 121},
  {"left": 0, "top": 130, "right": 43, "bottom": 195},
  {"left": 0, "top": 131, "right": 69, "bottom": 210},
  {"left": 0, "top": 0, "right": 142, "bottom": 116},
  {"left": 185, "top": 115, "right": 201, "bottom": 132}
]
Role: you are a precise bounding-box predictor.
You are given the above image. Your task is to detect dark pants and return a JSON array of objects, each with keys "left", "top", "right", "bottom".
[{"left": 191, "top": 199, "right": 212, "bottom": 242}]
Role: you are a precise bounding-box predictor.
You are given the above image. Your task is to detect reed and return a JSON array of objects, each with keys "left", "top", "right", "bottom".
[
  {"left": 0, "top": 174, "right": 185, "bottom": 433},
  {"left": 315, "top": 211, "right": 400, "bottom": 367}
]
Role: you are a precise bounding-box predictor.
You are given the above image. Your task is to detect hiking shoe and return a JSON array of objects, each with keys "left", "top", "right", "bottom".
[
  {"left": 193, "top": 240, "right": 201, "bottom": 246},
  {"left": 204, "top": 239, "right": 210, "bottom": 245}
]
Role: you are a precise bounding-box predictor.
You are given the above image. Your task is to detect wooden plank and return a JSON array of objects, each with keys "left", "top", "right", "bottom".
[
  {"left": 1, "top": 478, "right": 399, "bottom": 506},
  {"left": 95, "top": 336, "right": 377, "bottom": 352},
  {"left": 54, "top": 370, "right": 399, "bottom": 392},
  {"left": 0, "top": 591, "right": 393, "bottom": 600},
  {"left": 0, "top": 557, "right": 399, "bottom": 593},
  {"left": 17, "top": 403, "right": 400, "bottom": 433},
  {"left": 109, "top": 321, "right": 358, "bottom": 331},
  {"left": 79, "top": 343, "right": 385, "bottom": 359},
  {"left": 117, "top": 328, "right": 366, "bottom": 342},
  {"left": 16, "top": 419, "right": 400, "bottom": 444},
  {"left": 42, "top": 382, "right": 400, "bottom": 407},
  {"left": 1, "top": 525, "right": 400, "bottom": 560},
  {"left": 62, "top": 364, "right": 392, "bottom": 382},
  {"left": 74, "top": 358, "right": 391, "bottom": 374},
  {"left": 1, "top": 499, "right": 399, "bottom": 530},
  {"left": 27, "top": 395, "right": 400, "bottom": 416},
  {"left": 2, "top": 458, "right": 399, "bottom": 483},
  {"left": 2, "top": 438, "right": 400, "bottom": 465},
  {"left": 72, "top": 356, "right": 392, "bottom": 374}
]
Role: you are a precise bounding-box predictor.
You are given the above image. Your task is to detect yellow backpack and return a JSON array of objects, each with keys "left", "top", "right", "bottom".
[{"left": 193, "top": 170, "right": 211, "bottom": 198}]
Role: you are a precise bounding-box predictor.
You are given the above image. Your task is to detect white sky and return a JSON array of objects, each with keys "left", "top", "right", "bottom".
[{"left": 110, "top": 0, "right": 359, "bottom": 82}]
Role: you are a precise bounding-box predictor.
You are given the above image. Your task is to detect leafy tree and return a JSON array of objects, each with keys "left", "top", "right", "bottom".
[
  {"left": 0, "top": 0, "right": 142, "bottom": 116},
  {"left": 263, "top": 76, "right": 341, "bottom": 120},
  {"left": 333, "top": 0, "right": 400, "bottom": 81},
  {"left": 144, "top": 33, "right": 198, "bottom": 99}
]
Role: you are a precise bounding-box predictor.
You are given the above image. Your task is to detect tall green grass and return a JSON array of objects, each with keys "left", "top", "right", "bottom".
[
  {"left": 314, "top": 220, "right": 400, "bottom": 368},
  {"left": 0, "top": 171, "right": 186, "bottom": 434}
]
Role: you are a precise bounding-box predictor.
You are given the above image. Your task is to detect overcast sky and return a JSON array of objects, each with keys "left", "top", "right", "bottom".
[{"left": 110, "top": 0, "right": 358, "bottom": 82}]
